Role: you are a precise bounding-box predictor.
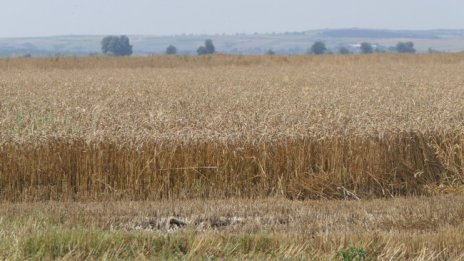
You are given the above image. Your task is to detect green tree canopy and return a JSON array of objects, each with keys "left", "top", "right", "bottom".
[
  {"left": 197, "top": 39, "right": 216, "bottom": 55},
  {"left": 339, "top": 47, "right": 351, "bottom": 55},
  {"left": 310, "top": 41, "right": 327, "bottom": 55},
  {"left": 166, "top": 45, "right": 178, "bottom": 55},
  {"left": 396, "top": 42, "right": 416, "bottom": 53},
  {"left": 360, "top": 42, "right": 373, "bottom": 54},
  {"left": 197, "top": 46, "right": 208, "bottom": 55},
  {"left": 205, "top": 39, "right": 215, "bottom": 54},
  {"left": 101, "top": 36, "right": 133, "bottom": 56}
]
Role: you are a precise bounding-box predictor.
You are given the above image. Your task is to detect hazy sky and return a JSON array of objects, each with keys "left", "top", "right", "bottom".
[{"left": 2, "top": 0, "right": 464, "bottom": 38}]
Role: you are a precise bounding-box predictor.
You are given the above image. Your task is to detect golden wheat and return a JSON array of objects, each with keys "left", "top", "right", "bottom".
[{"left": 1, "top": 54, "right": 464, "bottom": 201}]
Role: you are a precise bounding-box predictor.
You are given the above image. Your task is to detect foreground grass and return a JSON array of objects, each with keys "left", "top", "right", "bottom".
[
  {"left": 5, "top": 228, "right": 313, "bottom": 260},
  {"left": 1, "top": 196, "right": 464, "bottom": 260}
]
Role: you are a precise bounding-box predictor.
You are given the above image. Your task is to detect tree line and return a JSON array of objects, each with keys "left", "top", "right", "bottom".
[
  {"left": 101, "top": 35, "right": 418, "bottom": 57},
  {"left": 101, "top": 36, "right": 216, "bottom": 56},
  {"left": 308, "top": 41, "right": 416, "bottom": 55}
]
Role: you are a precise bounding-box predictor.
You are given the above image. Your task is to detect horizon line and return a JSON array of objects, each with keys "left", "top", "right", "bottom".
[{"left": 1, "top": 27, "right": 464, "bottom": 39}]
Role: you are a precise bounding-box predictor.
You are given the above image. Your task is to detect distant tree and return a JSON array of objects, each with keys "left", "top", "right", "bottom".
[
  {"left": 101, "top": 35, "right": 133, "bottom": 56},
  {"left": 339, "top": 47, "right": 351, "bottom": 54},
  {"left": 266, "top": 49, "right": 275, "bottom": 55},
  {"left": 204, "top": 39, "right": 215, "bottom": 54},
  {"left": 197, "top": 46, "right": 208, "bottom": 55},
  {"left": 166, "top": 45, "right": 178, "bottom": 55},
  {"left": 310, "top": 41, "right": 327, "bottom": 55},
  {"left": 396, "top": 41, "right": 416, "bottom": 53},
  {"left": 197, "top": 39, "right": 216, "bottom": 55},
  {"left": 360, "top": 42, "right": 373, "bottom": 54},
  {"left": 101, "top": 37, "right": 112, "bottom": 54},
  {"left": 428, "top": 48, "right": 440, "bottom": 54}
]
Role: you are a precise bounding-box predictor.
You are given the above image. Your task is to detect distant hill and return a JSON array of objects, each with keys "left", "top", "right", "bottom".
[
  {"left": 321, "top": 29, "right": 440, "bottom": 39},
  {"left": 1, "top": 29, "right": 463, "bottom": 57}
]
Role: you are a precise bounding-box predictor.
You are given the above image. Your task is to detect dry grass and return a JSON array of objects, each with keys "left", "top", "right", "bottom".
[
  {"left": 1, "top": 54, "right": 464, "bottom": 200},
  {"left": 1, "top": 196, "right": 464, "bottom": 259}
]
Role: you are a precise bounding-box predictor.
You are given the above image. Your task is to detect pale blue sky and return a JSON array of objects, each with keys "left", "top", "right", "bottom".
[{"left": 2, "top": 0, "right": 464, "bottom": 37}]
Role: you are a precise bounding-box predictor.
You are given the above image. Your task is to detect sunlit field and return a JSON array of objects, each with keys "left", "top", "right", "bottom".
[{"left": 1, "top": 54, "right": 464, "bottom": 259}]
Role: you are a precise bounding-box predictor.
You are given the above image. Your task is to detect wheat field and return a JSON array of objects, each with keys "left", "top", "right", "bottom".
[
  {"left": 1, "top": 54, "right": 464, "bottom": 201},
  {"left": 1, "top": 54, "right": 464, "bottom": 259}
]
